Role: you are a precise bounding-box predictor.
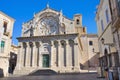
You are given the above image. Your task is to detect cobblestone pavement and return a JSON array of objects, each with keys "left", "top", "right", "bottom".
[{"left": 0, "top": 73, "right": 105, "bottom": 80}]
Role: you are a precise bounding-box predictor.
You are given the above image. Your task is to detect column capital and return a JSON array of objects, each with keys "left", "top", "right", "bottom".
[
  {"left": 39, "top": 41, "right": 42, "bottom": 46},
  {"left": 51, "top": 40, "right": 54, "bottom": 46},
  {"left": 29, "top": 42, "right": 34, "bottom": 47},
  {"left": 26, "top": 42, "right": 30, "bottom": 47},
  {"left": 60, "top": 40, "right": 66, "bottom": 47},
  {"left": 35, "top": 42, "right": 40, "bottom": 48},
  {"left": 18, "top": 42, "right": 23, "bottom": 48},
  {"left": 66, "top": 40, "right": 69, "bottom": 45}
]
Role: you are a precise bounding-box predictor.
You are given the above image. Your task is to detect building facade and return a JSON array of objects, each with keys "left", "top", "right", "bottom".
[
  {"left": 0, "top": 11, "right": 15, "bottom": 77},
  {"left": 109, "top": 0, "right": 120, "bottom": 79},
  {"left": 14, "top": 6, "right": 99, "bottom": 75},
  {"left": 96, "top": 0, "right": 119, "bottom": 79}
]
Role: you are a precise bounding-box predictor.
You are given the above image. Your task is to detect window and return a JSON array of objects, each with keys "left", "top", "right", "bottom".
[
  {"left": 83, "top": 27, "right": 85, "bottom": 32},
  {"left": 76, "top": 19, "right": 80, "bottom": 25},
  {"left": 3, "top": 22, "right": 7, "bottom": 33},
  {"left": 118, "top": 0, "right": 120, "bottom": 12},
  {"left": 89, "top": 41, "right": 93, "bottom": 46},
  {"left": 108, "top": 54, "right": 112, "bottom": 67},
  {"left": 101, "top": 20, "right": 104, "bottom": 31},
  {"left": 105, "top": 9, "right": 109, "bottom": 23},
  {"left": 0, "top": 41, "right": 5, "bottom": 53}
]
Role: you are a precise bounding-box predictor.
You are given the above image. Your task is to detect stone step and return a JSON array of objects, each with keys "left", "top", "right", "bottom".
[{"left": 28, "top": 69, "right": 57, "bottom": 76}]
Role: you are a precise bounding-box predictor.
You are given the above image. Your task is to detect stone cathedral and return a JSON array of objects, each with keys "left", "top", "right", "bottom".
[{"left": 14, "top": 6, "right": 99, "bottom": 75}]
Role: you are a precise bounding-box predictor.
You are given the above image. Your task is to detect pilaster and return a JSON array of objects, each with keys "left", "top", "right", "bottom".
[
  {"left": 66, "top": 40, "right": 72, "bottom": 67},
  {"left": 74, "top": 39, "right": 79, "bottom": 71},
  {"left": 58, "top": 40, "right": 61, "bottom": 67},
  {"left": 32, "top": 42, "right": 36, "bottom": 67},
  {"left": 51, "top": 41, "right": 55, "bottom": 68}
]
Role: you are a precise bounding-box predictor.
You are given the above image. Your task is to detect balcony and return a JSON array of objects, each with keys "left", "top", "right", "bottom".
[{"left": 3, "top": 32, "right": 10, "bottom": 36}]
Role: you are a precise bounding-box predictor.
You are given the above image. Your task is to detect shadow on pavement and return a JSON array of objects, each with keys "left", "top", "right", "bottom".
[
  {"left": 28, "top": 69, "right": 98, "bottom": 76},
  {"left": 28, "top": 69, "right": 57, "bottom": 76}
]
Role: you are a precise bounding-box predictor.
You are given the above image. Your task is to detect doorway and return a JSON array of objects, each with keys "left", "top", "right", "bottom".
[{"left": 42, "top": 54, "right": 49, "bottom": 68}]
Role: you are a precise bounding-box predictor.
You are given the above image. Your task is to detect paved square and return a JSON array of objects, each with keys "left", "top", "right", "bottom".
[{"left": 0, "top": 73, "right": 105, "bottom": 80}]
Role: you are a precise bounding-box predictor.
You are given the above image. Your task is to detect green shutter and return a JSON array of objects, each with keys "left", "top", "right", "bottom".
[{"left": 1, "top": 41, "right": 5, "bottom": 47}]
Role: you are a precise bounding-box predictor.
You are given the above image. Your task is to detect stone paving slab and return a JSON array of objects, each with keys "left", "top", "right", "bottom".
[{"left": 0, "top": 73, "right": 106, "bottom": 80}]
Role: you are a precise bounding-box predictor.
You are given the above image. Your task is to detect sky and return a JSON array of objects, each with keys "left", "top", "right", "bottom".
[{"left": 0, "top": 0, "right": 99, "bottom": 45}]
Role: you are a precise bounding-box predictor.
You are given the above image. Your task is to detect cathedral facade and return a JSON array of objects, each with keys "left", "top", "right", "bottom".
[{"left": 14, "top": 6, "right": 99, "bottom": 75}]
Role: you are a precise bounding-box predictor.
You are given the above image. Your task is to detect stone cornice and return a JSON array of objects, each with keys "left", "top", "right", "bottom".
[
  {"left": 0, "top": 11, "right": 15, "bottom": 21},
  {"left": 80, "top": 34, "right": 98, "bottom": 37},
  {"left": 17, "top": 33, "right": 78, "bottom": 42}
]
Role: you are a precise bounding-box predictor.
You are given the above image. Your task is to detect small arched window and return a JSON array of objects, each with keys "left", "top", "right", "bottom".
[
  {"left": 76, "top": 19, "right": 80, "bottom": 25},
  {"left": 89, "top": 41, "right": 93, "bottom": 46}
]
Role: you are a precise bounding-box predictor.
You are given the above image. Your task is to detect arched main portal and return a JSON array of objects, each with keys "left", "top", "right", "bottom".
[{"left": 42, "top": 43, "right": 50, "bottom": 68}]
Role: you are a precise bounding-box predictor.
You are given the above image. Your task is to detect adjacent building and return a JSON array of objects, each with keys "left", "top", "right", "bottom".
[
  {"left": 109, "top": 0, "right": 120, "bottom": 79},
  {"left": 80, "top": 34, "right": 99, "bottom": 71},
  {"left": 96, "top": 0, "right": 119, "bottom": 79},
  {"left": 14, "top": 6, "right": 99, "bottom": 75},
  {"left": 9, "top": 44, "right": 18, "bottom": 74},
  {"left": 0, "top": 11, "right": 15, "bottom": 77}
]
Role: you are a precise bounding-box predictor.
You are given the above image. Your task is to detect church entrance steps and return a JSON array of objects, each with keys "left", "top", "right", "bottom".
[{"left": 13, "top": 67, "right": 41, "bottom": 75}]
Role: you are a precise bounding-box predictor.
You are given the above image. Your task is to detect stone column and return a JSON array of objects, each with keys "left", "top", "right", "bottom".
[
  {"left": 39, "top": 41, "right": 42, "bottom": 68},
  {"left": 30, "top": 42, "right": 33, "bottom": 67},
  {"left": 15, "top": 42, "right": 23, "bottom": 70},
  {"left": 54, "top": 42, "right": 57, "bottom": 67},
  {"left": 36, "top": 42, "right": 40, "bottom": 67},
  {"left": 26, "top": 42, "right": 30, "bottom": 67},
  {"left": 74, "top": 39, "right": 79, "bottom": 71},
  {"left": 51, "top": 41, "right": 55, "bottom": 67},
  {"left": 21, "top": 43, "right": 24, "bottom": 67},
  {"left": 63, "top": 42, "right": 67, "bottom": 67},
  {"left": 23, "top": 43, "right": 27, "bottom": 67},
  {"left": 62, "top": 41, "right": 65, "bottom": 67},
  {"left": 58, "top": 40, "right": 61, "bottom": 67},
  {"left": 32, "top": 42, "right": 37, "bottom": 67},
  {"left": 66, "top": 40, "right": 72, "bottom": 67}
]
